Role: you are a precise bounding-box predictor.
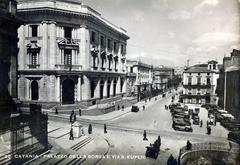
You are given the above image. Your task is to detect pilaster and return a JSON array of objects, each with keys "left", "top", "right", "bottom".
[
  {"left": 56, "top": 76, "right": 60, "bottom": 102},
  {"left": 49, "top": 21, "right": 56, "bottom": 69},
  {"left": 80, "top": 25, "right": 90, "bottom": 70},
  {"left": 18, "top": 25, "right": 25, "bottom": 70},
  {"left": 41, "top": 21, "right": 48, "bottom": 69}
]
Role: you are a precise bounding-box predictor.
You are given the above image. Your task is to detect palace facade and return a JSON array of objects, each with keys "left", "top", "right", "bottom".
[
  {"left": 181, "top": 61, "right": 220, "bottom": 104},
  {"left": 17, "top": 0, "right": 129, "bottom": 106},
  {"left": 126, "top": 60, "right": 153, "bottom": 100}
]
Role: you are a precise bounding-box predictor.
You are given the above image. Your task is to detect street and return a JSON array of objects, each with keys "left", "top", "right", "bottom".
[{"left": 47, "top": 91, "right": 230, "bottom": 165}]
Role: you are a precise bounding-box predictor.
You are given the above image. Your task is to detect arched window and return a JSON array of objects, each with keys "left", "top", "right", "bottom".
[{"left": 31, "top": 80, "right": 39, "bottom": 100}]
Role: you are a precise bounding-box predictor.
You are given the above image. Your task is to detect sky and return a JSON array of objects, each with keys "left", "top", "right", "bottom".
[{"left": 83, "top": 0, "right": 240, "bottom": 67}]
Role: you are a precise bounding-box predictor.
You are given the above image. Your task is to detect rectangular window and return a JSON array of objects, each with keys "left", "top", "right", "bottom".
[
  {"left": 64, "top": 27, "right": 72, "bottom": 39},
  {"left": 130, "top": 67, "right": 133, "bottom": 73},
  {"left": 101, "top": 36, "right": 104, "bottom": 47},
  {"left": 114, "top": 42, "right": 117, "bottom": 52},
  {"left": 107, "top": 39, "right": 111, "bottom": 49},
  {"left": 91, "top": 31, "right": 96, "bottom": 43},
  {"left": 31, "top": 25, "right": 38, "bottom": 37},
  {"left": 188, "top": 77, "right": 192, "bottom": 85},
  {"left": 197, "top": 77, "right": 201, "bottom": 85},
  {"left": 207, "top": 78, "right": 210, "bottom": 85},
  {"left": 121, "top": 44, "right": 124, "bottom": 54},
  {"left": 64, "top": 49, "right": 72, "bottom": 65}
]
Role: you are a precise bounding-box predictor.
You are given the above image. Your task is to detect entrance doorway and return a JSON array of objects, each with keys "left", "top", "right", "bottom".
[
  {"left": 62, "top": 79, "right": 75, "bottom": 104},
  {"left": 31, "top": 80, "right": 39, "bottom": 100}
]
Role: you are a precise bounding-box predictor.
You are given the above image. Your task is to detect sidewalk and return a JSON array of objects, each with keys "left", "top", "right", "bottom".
[{"left": 49, "top": 95, "right": 165, "bottom": 122}]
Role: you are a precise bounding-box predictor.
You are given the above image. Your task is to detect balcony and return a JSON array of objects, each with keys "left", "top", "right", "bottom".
[
  {"left": 183, "top": 83, "right": 211, "bottom": 89},
  {"left": 55, "top": 64, "right": 82, "bottom": 71},
  {"left": 127, "top": 72, "right": 137, "bottom": 77},
  {"left": 28, "top": 64, "right": 40, "bottom": 69}
]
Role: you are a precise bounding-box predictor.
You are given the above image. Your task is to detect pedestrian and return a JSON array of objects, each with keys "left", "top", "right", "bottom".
[
  {"left": 143, "top": 130, "right": 148, "bottom": 141},
  {"left": 143, "top": 105, "right": 145, "bottom": 111},
  {"left": 206, "top": 120, "right": 209, "bottom": 127},
  {"left": 228, "top": 141, "right": 232, "bottom": 151},
  {"left": 214, "top": 118, "right": 217, "bottom": 126},
  {"left": 70, "top": 113, "right": 73, "bottom": 123},
  {"left": 200, "top": 120, "right": 203, "bottom": 128},
  {"left": 69, "top": 128, "right": 74, "bottom": 140},
  {"left": 73, "top": 114, "right": 76, "bottom": 123},
  {"left": 88, "top": 124, "right": 92, "bottom": 134},
  {"left": 104, "top": 124, "right": 107, "bottom": 134},
  {"left": 55, "top": 107, "right": 58, "bottom": 114},
  {"left": 207, "top": 125, "right": 211, "bottom": 135},
  {"left": 167, "top": 154, "right": 174, "bottom": 165},
  {"left": 117, "top": 105, "right": 120, "bottom": 110},
  {"left": 79, "top": 109, "right": 81, "bottom": 116},
  {"left": 186, "top": 140, "right": 192, "bottom": 150},
  {"left": 122, "top": 105, "right": 124, "bottom": 111}
]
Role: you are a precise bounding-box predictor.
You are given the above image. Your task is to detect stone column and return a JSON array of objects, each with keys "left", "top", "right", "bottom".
[
  {"left": 79, "top": 25, "right": 90, "bottom": 70},
  {"left": 110, "top": 79, "right": 114, "bottom": 96},
  {"left": 122, "top": 79, "right": 127, "bottom": 93},
  {"left": 77, "top": 76, "right": 82, "bottom": 102},
  {"left": 82, "top": 75, "right": 90, "bottom": 100},
  {"left": 55, "top": 76, "right": 60, "bottom": 102},
  {"left": 94, "top": 79, "right": 100, "bottom": 99},
  {"left": 41, "top": 21, "right": 48, "bottom": 69},
  {"left": 49, "top": 21, "right": 56, "bottom": 69},
  {"left": 103, "top": 80, "right": 107, "bottom": 98},
  {"left": 116, "top": 76, "right": 121, "bottom": 95}
]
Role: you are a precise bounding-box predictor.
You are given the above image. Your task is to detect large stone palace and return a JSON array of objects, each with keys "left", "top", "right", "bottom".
[{"left": 17, "top": 0, "right": 129, "bottom": 107}]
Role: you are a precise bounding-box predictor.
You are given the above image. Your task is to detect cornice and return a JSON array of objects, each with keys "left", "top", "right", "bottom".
[{"left": 17, "top": 7, "right": 129, "bottom": 40}]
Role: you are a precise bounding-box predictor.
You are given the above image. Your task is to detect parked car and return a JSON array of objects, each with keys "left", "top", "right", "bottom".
[
  {"left": 131, "top": 105, "right": 139, "bottom": 112},
  {"left": 173, "top": 122, "right": 193, "bottom": 132}
]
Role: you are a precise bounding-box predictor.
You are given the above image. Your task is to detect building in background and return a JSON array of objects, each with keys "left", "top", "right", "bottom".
[
  {"left": 17, "top": 0, "right": 129, "bottom": 107},
  {"left": 216, "top": 49, "right": 240, "bottom": 120},
  {"left": 152, "top": 66, "right": 174, "bottom": 95},
  {"left": 126, "top": 60, "right": 153, "bottom": 101},
  {"left": 0, "top": 0, "right": 19, "bottom": 112},
  {"left": 181, "top": 60, "right": 220, "bottom": 104}
]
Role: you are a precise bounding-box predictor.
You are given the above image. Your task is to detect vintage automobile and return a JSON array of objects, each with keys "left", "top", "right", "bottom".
[
  {"left": 131, "top": 105, "right": 139, "bottom": 112},
  {"left": 172, "top": 118, "right": 192, "bottom": 132},
  {"left": 193, "top": 116, "right": 200, "bottom": 125},
  {"left": 145, "top": 138, "right": 161, "bottom": 159},
  {"left": 173, "top": 122, "right": 193, "bottom": 132}
]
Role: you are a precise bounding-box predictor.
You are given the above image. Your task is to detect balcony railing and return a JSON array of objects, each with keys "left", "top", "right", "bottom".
[
  {"left": 28, "top": 64, "right": 40, "bottom": 69},
  {"left": 127, "top": 72, "right": 137, "bottom": 77},
  {"left": 183, "top": 84, "right": 211, "bottom": 88},
  {"left": 55, "top": 64, "right": 82, "bottom": 71}
]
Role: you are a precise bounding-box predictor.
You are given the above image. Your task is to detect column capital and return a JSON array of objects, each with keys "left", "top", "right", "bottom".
[
  {"left": 48, "top": 21, "right": 57, "bottom": 25},
  {"left": 80, "top": 24, "right": 88, "bottom": 29},
  {"left": 41, "top": 21, "right": 48, "bottom": 24}
]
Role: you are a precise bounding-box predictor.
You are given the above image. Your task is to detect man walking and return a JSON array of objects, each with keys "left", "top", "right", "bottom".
[
  {"left": 143, "top": 130, "right": 148, "bottom": 141},
  {"left": 69, "top": 128, "right": 74, "bottom": 140}
]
